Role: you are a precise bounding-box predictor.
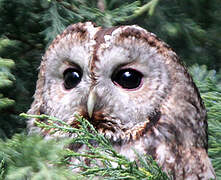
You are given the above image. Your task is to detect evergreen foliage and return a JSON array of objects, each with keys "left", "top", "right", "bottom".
[
  {"left": 0, "top": 114, "right": 170, "bottom": 180},
  {"left": 0, "top": 56, "right": 15, "bottom": 139},
  {"left": 0, "top": 0, "right": 220, "bottom": 138},
  {"left": 0, "top": 57, "right": 15, "bottom": 109},
  {"left": 0, "top": 133, "right": 82, "bottom": 180}
]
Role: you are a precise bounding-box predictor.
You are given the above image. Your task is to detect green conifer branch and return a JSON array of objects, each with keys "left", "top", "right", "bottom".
[
  {"left": 0, "top": 57, "right": 16, "bottom": 111},
  {"left": 120, "top": 0, "right": 159, "bottom": 22},
  {"left": 20, "top": 113, "right": 170, "bottom": 179}
]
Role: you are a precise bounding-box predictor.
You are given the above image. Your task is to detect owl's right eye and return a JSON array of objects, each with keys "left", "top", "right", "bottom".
[{"left": 63, "top": 68, "right": 82, "bottom": 89}]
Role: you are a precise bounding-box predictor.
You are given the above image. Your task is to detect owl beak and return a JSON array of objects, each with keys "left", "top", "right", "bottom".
[{"left": 87, "top": 90, "right": 97, "bottom": 118}]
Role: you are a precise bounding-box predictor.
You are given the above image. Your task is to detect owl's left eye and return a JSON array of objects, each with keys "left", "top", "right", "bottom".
[
  {"left": 111, "top": 68, "right": 143, "bottom": 89},
  {"left": 63, "top": 68, "right": 82, "bottom": 89}
]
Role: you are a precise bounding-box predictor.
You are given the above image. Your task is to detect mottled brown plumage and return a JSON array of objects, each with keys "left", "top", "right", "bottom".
[{"left": 28, "top": 22, "right": 215, "bottom": 179}]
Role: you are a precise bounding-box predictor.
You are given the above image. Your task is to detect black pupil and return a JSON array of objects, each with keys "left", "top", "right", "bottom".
[
  {"left": 112, "top": 69, "right": 143, "bottom": 89},
  {"left": 63, "top": 69, "right": 82, "bottom": 89}
]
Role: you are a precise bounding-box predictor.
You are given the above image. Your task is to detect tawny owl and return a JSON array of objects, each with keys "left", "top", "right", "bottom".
[{"left": 28, "top": 22, "right": 215, "bottom": 179}]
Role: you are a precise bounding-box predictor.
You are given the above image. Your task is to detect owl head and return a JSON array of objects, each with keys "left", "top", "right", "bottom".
[{"left": 28, "top": 22, "right": 215, "bottom": 179}]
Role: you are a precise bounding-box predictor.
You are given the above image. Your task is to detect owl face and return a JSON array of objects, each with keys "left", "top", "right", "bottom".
[
  {"left": 30, "top": 22, "right": 206, "bottom": 143},
  {"left": 35, "top": 22, "right": 174, "bottom": 140},
  {"left": 28, "top": 22, "right": 215, "bottom": 179}
]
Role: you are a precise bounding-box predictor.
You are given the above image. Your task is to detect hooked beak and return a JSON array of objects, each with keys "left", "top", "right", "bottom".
[{"left": 87, "top": 90, "right": 97, "bottom": 118}]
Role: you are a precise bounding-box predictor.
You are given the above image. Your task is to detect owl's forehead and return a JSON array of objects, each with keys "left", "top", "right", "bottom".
[{"left": 44, "top": 22, "right": 173, "bottom": 75}]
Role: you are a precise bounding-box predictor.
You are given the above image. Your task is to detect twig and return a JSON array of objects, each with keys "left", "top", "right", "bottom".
[{"left": 122, "top": 0, "right": 159, "bottom": 22}]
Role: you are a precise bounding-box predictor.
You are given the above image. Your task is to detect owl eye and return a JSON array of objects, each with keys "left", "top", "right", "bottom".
[
  {"left": 112, "top": 69, "right": 143, "bottom": 89},
  {"left": 63, "top": 68, "right": 82, "bottom": 89}
]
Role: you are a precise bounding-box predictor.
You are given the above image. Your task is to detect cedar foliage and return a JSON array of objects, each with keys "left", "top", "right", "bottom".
[
  {"left": 0, "top": 57, "right": 15, "bottom": 138},
  {"left": 0, "top": 114, "right": 170, "bottom": 179},
  {"left": 0, "top": 0, "right": 220, "bottom": 138},
  {"left": 0, "top": 0, "right": 220, "bottom": 179}
]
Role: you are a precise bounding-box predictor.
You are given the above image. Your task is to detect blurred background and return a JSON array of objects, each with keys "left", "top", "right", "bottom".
[{"left": 0, "top": 0, "right": 220, "bottom": 150}]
